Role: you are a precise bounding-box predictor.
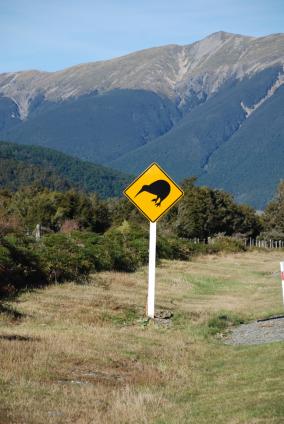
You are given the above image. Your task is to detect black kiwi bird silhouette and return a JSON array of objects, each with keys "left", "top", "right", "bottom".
[{"left": 135, "top": 180, "right": 171, "bottom": 207}]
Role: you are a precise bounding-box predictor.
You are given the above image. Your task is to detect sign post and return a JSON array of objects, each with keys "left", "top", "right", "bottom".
[
  {"left": 124, "top": 163, "right": 184, "bottom": 318},
  {"left": 148, "top": 222, "right": 156, "bottom": 318},
  {"left": 280, "top": 262, "right": 284, "bottom": 305}
]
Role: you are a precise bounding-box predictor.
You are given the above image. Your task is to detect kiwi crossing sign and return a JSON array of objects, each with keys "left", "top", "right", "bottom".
[
  {"left": 124, "top": 162, "right": 183, "bottom": 222},
  {"left": 124, "top": 163, "right": 184, "bottom": 318}
]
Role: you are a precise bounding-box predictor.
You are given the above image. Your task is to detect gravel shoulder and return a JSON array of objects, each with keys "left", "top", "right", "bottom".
[{"left": 224, "top": 317, "right": 284, "bottom": 345}]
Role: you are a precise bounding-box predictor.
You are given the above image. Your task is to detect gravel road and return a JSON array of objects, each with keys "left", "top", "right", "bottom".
[{"left": 224, "top": 317, "right": 284, "bottom": 345}]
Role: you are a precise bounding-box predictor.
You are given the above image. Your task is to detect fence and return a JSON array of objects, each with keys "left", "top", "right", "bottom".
[
  {"left": 189, "top": 237, "right": 284, "bottom": 249},
  {"left": 245, "top": 238, "right": 284, "bottom": 249},
  {"left": 30, "top": 225, "right": 284, "bottom": 249}
]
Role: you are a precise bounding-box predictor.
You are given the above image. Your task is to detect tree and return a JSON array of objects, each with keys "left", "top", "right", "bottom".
[
  {"left": 170, "top": 178, "right": 261, "bottom": 239},
  {"left": 9, "top": 188, "right": 109, "bottom": 233},
  {"left": 89, "top": 194, "right": 111, "bottom": 233},
  {"left": 263, "top": 180, "right": 284, "bottom": 233}
]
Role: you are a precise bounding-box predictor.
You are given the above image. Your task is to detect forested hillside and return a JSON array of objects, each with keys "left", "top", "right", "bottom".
[
  {"left": 1, "top": 90, "right": 180, "bottom": 164},
  {"left": 0, "top": 141, "right": 131, "bottom": 197}
]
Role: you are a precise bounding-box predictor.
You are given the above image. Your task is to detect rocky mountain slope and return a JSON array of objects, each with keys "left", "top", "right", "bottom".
[
  {"left": 1, "top": 31, "right": 284, "bottom": 116},
  {"left": 0, "top": 31, "right": 284, "bottom": 208}
]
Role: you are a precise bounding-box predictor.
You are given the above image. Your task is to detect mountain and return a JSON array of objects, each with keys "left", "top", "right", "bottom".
[
  {"left": 0, "top": 31, "right": 284, "bottom": 208},
  {"left": 0, "top": 90, "right": 180, "bottom": 164},
  {"left": 0, "top": 141, "right": 131, "bottom": 197},
  {"left": 110, "top": 65, "right": 284, "bottom": 208}
]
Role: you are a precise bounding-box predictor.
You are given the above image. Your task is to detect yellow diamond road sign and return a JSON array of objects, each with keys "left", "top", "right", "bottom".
[{"left": 124, "top": 163, "right": 184, "bottom": 222}]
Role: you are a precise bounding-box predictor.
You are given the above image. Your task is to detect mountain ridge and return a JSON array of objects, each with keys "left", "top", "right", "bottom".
[
  {"left": 1, "top": 31, "right": 284, "bottom": 118},
  {"left": 0, "top": 31, "right": 283, "bottom": 208}
]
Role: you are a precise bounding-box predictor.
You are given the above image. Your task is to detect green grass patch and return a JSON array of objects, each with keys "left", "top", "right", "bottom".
[
  {"left": 187, "top": 275, "right": 240, "bottom": 295},
  {"left": 101, "top": 306, "right": 140, "bottom": 326},
  {"left": 206, "top": 311, "right": 246, "bottom": 335}
]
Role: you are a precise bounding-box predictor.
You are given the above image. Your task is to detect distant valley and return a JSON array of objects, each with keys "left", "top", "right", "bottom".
[{"left": 0, "top": 31, "right": 284, "bottom": 208}]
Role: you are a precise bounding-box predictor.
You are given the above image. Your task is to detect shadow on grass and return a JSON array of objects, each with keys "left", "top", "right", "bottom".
[
  {"left": 0, "top": 334, "right": 40, "bottom": 342},
  {"left": 0, "top": 303, "right": 26, "bottom": 320}
]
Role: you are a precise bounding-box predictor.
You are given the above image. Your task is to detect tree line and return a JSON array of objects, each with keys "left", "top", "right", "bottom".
[
  {"left": 1, "top": 177, "right": 283, "bottom": 238},
  {"left": 0, "top": 179, "right": 283, "bottom": 297}
]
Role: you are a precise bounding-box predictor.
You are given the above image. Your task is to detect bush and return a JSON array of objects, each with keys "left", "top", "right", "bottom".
[
  {"left": 207, "top": 236, "right": 246, "bottom": 253},
  {"left": 103, "top": 223, "right": 148, "bottom": 272},
  {"left": 258, "top": 230, "right": 284, "bottom": 242},
  {"left": 71, "top": 231, "right": 113, "bottom": 272},
  {"left": 157, "top": 235, "right": 246, "bottom": 261},
  {"left": 0, "top": 235, "right": 47, "bottom": 297},
  {"left": 67, "top": 224, "right": 149, "bottom": 273},
  {"left": 38, "top": 233, "right": 93, "bottom": 283},
  {"left": 157, "top": 236, "right": 195, "bottom": 261},
  {"left": 0, "top": 222, "right": 249, "bottom": 299}
]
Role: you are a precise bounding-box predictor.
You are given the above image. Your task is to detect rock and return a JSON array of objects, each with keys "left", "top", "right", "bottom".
[{"left": 155, "top": 310, "right": 173, "bottom": 320}]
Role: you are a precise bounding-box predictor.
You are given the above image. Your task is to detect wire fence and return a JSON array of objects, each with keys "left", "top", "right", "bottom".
[
  {"left": 30, "top": 224, "right": 284, "bottom": 249},
  {"left": 245, "top": 238, "right": 284, "bottom": 249},
  {"left": 189, "top": 237, "right": 284, "bottom": 249}
]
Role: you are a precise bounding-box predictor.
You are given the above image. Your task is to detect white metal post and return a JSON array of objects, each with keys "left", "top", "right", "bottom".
[
  {"left": 147, "top": 222, "right": 157, "bottom": 318},
  {"left": 280, "top": 262, "right": 284, "bottom": 305}
]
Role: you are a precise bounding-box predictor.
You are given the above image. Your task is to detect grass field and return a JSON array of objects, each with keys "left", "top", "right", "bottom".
[{"left": 0, "top": 251, "right": 283, "bottom": 423}]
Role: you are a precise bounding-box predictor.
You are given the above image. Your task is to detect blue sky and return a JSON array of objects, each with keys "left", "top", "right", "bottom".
[{"left": 1, "top": 0, "right": 284, "bottom": 72}]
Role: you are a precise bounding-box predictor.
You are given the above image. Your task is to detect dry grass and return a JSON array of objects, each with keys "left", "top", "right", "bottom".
[{"left": 0, "top": 250, "right": 283, "bottom": 423}]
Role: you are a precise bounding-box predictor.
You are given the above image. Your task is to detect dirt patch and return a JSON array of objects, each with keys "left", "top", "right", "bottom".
[{"left": 224, "top": 317, "right": 284, "bottom": 345}]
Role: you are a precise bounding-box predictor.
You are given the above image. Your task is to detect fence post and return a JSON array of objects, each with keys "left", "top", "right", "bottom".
[{"left": 35, "top": 224, "right": 41, "bottom": 241}]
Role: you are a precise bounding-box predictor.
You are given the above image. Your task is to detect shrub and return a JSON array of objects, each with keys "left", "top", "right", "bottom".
[
  {"left": 71, "top": 231, "right": 113, "bottom": 272},
  {"left": 38, "top": 233, "right": 93, "bottom": 283},
  {"left": 207, "top": 236, "right": 246, "bottom": 253},
  {"left": 103, "top": 223, "right": 148, "bottom": 272},
  {"left": 157, "top": 236, "right": 194, "bottom": 261},
  {"left": 0, "top": 235, "right": 47, "bottom": 297},
  {"left": 68, "top": 225, "right": 148, "bottom": 273},
  {"left": 0, "top": 222, "right": 250, "bottom": 299},
  {"left": 258, "top": 230, "right": 284, "bottom": 242}
]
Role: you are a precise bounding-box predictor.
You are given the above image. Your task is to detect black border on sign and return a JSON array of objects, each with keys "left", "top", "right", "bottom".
[{"left": 123, "top": 162, "right": 184, "bottom": 223}]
